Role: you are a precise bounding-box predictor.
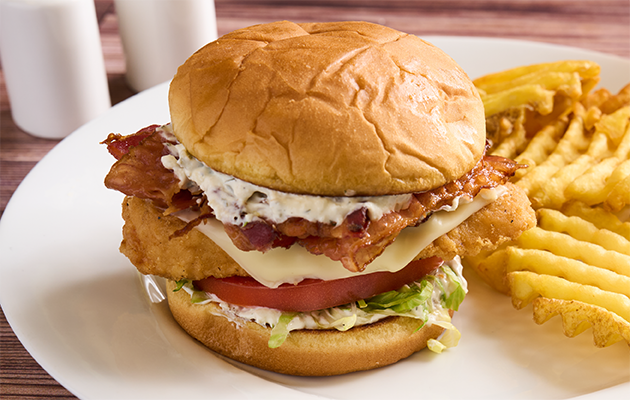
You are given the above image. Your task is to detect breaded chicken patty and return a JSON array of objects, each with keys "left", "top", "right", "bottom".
[{"left": 120, "top": 182, "right": 534, "bottom": 282}]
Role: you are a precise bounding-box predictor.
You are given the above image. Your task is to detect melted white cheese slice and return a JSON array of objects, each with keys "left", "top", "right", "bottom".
[{"left": 177, "top": 186, "right": 507, "bottom": 288}]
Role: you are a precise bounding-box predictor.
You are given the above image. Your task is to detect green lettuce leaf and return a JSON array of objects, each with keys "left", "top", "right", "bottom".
[
  {"left": 173, "top": 279, "right": 188, "bottom": 292},
  {"left": 442, "top": 266, "right": 466, "bottom": 311},
  {"left": 268, "top": 313, "right": 296, "bottom": 348},
  {"left": 361, "top": 279, "right": 434, "bottom": 314}
]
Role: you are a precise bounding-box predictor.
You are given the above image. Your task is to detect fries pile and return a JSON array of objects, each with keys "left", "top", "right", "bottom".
[{"left": 466, "top": 60, "right": 630, "bottom": 347}]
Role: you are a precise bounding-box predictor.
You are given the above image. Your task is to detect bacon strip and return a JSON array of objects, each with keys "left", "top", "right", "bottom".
[
  {"left": 103, "top": 126, "right": 523, "bottom": 272},
  {"left": 296, "top": 155, "right": 522, "bottom": 271},
  {"left": 104, "top": 127, "right": 198, "bottom": 211},
  {"left": 101, "top": 124, "right": 159, "bottom": 160},
  {"left": 224, "top": 222, "right": 297, "bottom": 252}
]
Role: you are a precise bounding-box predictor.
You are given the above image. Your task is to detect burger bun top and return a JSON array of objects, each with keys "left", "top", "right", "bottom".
[{"left": 169, "top": 21, "right": 485, "bottom": 196}]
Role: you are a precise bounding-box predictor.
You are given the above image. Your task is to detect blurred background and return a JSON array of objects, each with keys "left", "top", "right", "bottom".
[{"left": 0, "top": 0, "right": 628, "bottom": 398}]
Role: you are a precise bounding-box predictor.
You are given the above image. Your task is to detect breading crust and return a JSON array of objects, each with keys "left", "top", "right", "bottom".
[
  {"left": 121, "top": 196, "right": 249, "bottom": 281},
  {"left": 417, "top": 182, "right": 536, "bottom": 260}
]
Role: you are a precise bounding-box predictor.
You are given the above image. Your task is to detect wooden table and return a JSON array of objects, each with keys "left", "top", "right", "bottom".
[{"left": 1, "top": 1, "right": 628, "bottom": 398}]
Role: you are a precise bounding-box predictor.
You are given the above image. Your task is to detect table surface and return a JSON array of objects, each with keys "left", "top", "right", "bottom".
[{"left": 1, "top": 0, "right": 629, "bottom": 398}]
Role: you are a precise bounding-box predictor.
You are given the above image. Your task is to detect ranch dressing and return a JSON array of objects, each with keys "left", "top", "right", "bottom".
[{"left": 159, "top": 125, "right": 412, "bottom": 226}]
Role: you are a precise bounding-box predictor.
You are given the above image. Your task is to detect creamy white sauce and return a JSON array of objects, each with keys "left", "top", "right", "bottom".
[{"left": 159, "top": 124, "right": 413, "bottom": 226}]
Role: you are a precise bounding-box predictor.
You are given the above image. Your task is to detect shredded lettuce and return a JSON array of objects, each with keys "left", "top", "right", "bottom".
[
  {"left": 442, "top": 266, "right": 466, "bottom": 311},
  {"left": 191, "top": 289, "right": 210, "bottom": 304},
  {"left": 177, "top": 260, "right": 468, "bottom": 351},
  {"left": 427, "top": 338, "right": 447, "bottom": 353},
  {"left": 173, "top": 279, "right": 188, "bottom": 292},
  {"left": 269, "top": 313, "right": 296, "bottom": 348},
  {"left": 361, "top": 279, "right": 434, "bottom": 314},
  {"left": 329, "top": 313, "right": 358, "bottom": 331},
  {"left": 431, "top": 320, "right": 462, "bottom": 349}
]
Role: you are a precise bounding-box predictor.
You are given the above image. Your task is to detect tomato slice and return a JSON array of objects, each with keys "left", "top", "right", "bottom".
[{"left": 194, "top": 256, "right": 443, "bottom": 312}]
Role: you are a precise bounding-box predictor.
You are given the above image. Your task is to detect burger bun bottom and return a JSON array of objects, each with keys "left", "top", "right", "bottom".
[{"left": 166, "top": 280, "right": 449, "bottom": 376}]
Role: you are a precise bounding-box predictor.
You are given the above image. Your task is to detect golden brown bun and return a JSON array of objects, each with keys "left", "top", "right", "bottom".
[
  {"left": 166, "top": 280, "right": 448, "bottom": 376},
  {"left": 169, "top": 21, "right": 485, "bottom": 196},
  {"left": 120, "top": 183, "right": 534, "bottom": 282}
]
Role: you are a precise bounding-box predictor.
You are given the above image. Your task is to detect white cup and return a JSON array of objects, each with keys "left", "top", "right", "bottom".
[
  {"left": 0, "top": 0, "right": 111, "bottom": 139},
  {"left": 114, "top": 0, "right": 218, "bottom": 93}
]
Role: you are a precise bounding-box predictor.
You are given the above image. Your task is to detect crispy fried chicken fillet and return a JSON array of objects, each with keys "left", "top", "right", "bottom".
[
  {"left": 119, "top": 182, "right": 534, "bottom": 282},
  {"left": 104, "top": 125, "right": 530, "bottom": 274}
]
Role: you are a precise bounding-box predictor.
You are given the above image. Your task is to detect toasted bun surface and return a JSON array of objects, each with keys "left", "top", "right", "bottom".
[
  {"left": 169, "top": 21, "right": 486, "bottom": 196},
  {"left": 166, "top": 279, "right": 447, "bottom": 376}
]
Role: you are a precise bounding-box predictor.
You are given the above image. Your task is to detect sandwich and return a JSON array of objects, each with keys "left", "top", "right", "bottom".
[{"left": 102, "top": 21, "right": 536, "bottom": 376}]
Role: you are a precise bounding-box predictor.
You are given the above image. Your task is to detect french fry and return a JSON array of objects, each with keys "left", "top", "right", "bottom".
[
  {"left": 566, "top": 158, "right": 630, "bottom": 206},
  {"left": 605, "top": 175, "right": 630, "bottom": 212},
  {"left": 508, "top": 271, "right": 630, "bottom": 323},
  {"left": 537, "top": 208, "right": 630, "bottom": 255},
  {"left": 476, "top": 71, "right": 581, "bottom": 96},
  {"left": 504, "top": 246, "right": 630, "bottom": 298},
  {"left": 532, "top": 131, "right": 614, "bottom": 209},
  {"left": 530, "top": 105, "right": 629, "bottom": 209},
  {"left": 592, "top": 105, "right": 630, "bottom": 146},
  {"left": 485, "top": 107, "right": 528, "bottom": 154},
  {"left": 470, "top": 60, "right": 630, "bottom": 348},
  {"left": 583, "top": 105, "right": 602, "bottom": 130},
  {"left": 479, "top": 60, "right": 607, "bottom": 153},
  {"left": 515, "top": 228, "right": 630, "bottom": 277},
  {"left": 562, "top": 201, "right": 630, "bottom": 240},
  {"left": 516, "top": 115, "right": 590, "bottom": 199},
  {"left": 523, "top": 95, "right": 578, "bottom": 136},
  {"left": 474, "top": 60, "right": 600, "bottom": 94},
  {"left": 490, "top": 113, "right": 527, "bottom": 159},
  {"left": 511, "top": 116, "right": 568, "bottom": 180},
  {"left": 532, "top": 298, "right": 630, "bottom": 347},
  {"left": 470, "top": 61, "right": 630, "bottom": 347},
  {"left": 583, "top": 87, "right": 612, "bottom": 110},
  {"left": 599, "top": 83, "right": 630, "bottom": 114},
  {"left": 462, "top": 246, "right": 511, "bottom": 294},
  {"left": 481, "top": 85, "right": 556, "bottom": 118}
]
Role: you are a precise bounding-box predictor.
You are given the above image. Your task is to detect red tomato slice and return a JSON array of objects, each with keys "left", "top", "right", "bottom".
[{"left": 193, "top": 256, "right": 443, "bottom": 312}]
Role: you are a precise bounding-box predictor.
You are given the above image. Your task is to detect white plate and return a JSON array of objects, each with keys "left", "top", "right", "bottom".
[{"left": 1, "top": 37, "right": 629, "bottom": 400}]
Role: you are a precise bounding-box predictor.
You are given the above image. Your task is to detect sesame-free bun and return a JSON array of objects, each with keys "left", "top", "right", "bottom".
[
  {"left": 166, "top": 279, "right": 448, "bottom": 376},
  {"left": 168, "top": 21, "right": 485, "bottom": 196}
]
